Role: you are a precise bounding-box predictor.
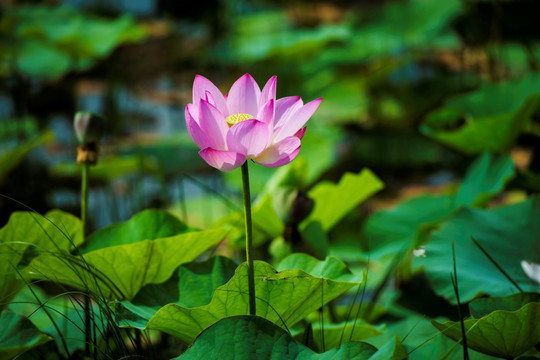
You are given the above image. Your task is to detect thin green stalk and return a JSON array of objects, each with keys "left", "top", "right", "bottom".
[
  {"left": 81, "top": 163, "right": 89, "bottom": 239},
  {"left": 241, "top": 162, "right": 256, "bottom": 316},
  {"left": 81, "top": 162, "right": 92, "bottom": 357}
]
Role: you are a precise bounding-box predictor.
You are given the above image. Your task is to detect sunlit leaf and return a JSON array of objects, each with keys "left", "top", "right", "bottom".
[
  {"left": 0, "top": 210, "right": 82, "bottom": 311},
  {"left": 22, "top": 228, "right": 228, "bottom": 300},
  {"left": 84, "top": 209, "right": 189, "bottom": 252}
]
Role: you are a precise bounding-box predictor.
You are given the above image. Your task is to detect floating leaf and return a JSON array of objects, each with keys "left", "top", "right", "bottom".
[
  {"left": 117, "top": 260, "right": 362, "bottom": 343},
  {"left": 0, "top": 311, "right": 51, "bottom": 359},
  {"left": 175, "top": 315, "right": 379, "bottom": 360},
  {"left": 433, "top": 302, "right": 540, "bottom": 358},
  {"left": 22, "top": 228, "right": 228, "bottom": 300}
]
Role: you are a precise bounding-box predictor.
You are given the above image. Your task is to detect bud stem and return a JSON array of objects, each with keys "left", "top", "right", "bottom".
[{"left": 81, "top": 162, "right": 92, "bottom": 357}]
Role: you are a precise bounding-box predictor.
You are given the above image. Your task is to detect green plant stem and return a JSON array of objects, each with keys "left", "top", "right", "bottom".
[
  {"left": 241, "top": 162, "right": 256, "bottom": 316},
  {"left": 81, "top": 162, "right": 92, "bottom": 357},
  {"left": 81, "top": 163, "right": 89, "bottom": 238}
]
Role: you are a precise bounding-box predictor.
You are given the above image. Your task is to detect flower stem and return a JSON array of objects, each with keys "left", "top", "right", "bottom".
[
  {"left": 81, "top": 162, "right": 92, "bottom": 357},
  {"left": 241, "top": 162, "right": 256, "bottom": 316}
]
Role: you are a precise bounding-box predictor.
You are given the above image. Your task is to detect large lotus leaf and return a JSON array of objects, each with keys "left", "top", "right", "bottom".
[
  {"left": 116, "top": 260, "right": 362, "bottom": 343},
  {"left": 84, "top": 209, "right": 189, "bottom": 252},
  {"left": 0, "top": 210, "right": 82, "bottom": 311},
  {"left": 304, "top": 169, "right": 384, "bottom": 232},
  {"left": 0, "top": 311, "right": 51, "bottom": 359},
  {"left": 421, "top": 73, "right": 540, "bottom": 153},
  {"left": 433, "top": 302, "right": 540, "bottom": 358},
  {"left": 175, "top": 315, "right": 381, "bottom": 360},
  {"left": 415, "top": 197, "right": 540, "bottom": 303},
  {"left": 8, "top": 285, "right": 106, "bottom": 357},
  {"left": 365, "top": 315, "right": 496, "bottom": 360},
  {"left": 213, "top": 194, "right": 284, "bottom": 249},
  {"left": 22, "top": 228, "right": 228, "bottom": 300},
  {"left": 277, "top": 253, "right": 364, "bottom": 283}
]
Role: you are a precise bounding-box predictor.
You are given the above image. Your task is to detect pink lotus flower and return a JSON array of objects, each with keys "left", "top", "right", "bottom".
[{"left": 186, "top": 74, "right": 322, "bottom": 171}]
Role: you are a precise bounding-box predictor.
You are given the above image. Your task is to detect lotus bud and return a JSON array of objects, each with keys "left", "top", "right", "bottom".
[
  {"left": 74, "top": 111, "right": 104, "bottom": 144},
  {"left": 74, "top": 111, "right": 104, "bottom": 165}
]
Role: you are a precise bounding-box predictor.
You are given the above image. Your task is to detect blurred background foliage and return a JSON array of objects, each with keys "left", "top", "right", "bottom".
[
  {"left": 2, "top": 0, "right": 540, "bottom": 358},
  {"left": 1, "top": 0, "right": 540, "bottom": 250},
  {"left": 2, "top": 0, "right": 540, "bottom": 254}
]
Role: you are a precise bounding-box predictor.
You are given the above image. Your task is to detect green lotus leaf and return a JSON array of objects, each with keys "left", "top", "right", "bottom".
[
  {"left": 116, "top": 260, "right": 362, "bottom": 343},
  {"left": 433, "top": 302, "right": 540, "bottom": 358},
  {"left": 415, "top": 197, "right": 539, "bottom": 303},
  {"left": 22, "top": 228, "right": 228, "bottom": 300}
]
